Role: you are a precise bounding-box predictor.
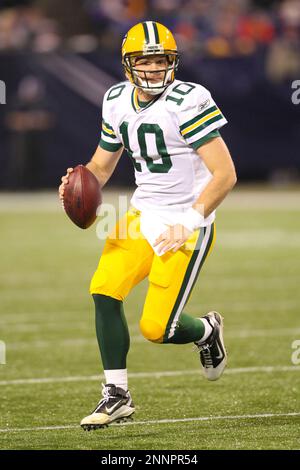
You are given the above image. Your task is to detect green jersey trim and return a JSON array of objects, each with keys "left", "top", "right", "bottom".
[
  {"left": 190, "top": 129, "right": 221, "bottom": 150},
  {"left": 99, "top": 139, "right": 123, "bottom": 152}
]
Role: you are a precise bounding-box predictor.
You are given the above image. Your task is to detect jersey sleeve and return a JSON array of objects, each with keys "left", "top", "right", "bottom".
[
  {"left": 99, "top": 91, "right": 123, "bottom": 152},
  {"left": 178, "top": 86, "right": 227, "bottom": 150}
]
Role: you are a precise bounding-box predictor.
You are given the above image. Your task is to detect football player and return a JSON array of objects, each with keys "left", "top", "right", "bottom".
[{"left": 59, "top": 21, "right": 237, "bottom": 430}]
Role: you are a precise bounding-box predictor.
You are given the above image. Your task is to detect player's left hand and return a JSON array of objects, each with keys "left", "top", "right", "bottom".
[{"left": 154, "top": 224, "right": 192, "bottom": 255}]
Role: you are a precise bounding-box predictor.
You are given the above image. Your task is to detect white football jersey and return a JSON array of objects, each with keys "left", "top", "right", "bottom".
[{"left": 99, "top": 79, "right": 228, "bottom": 226}]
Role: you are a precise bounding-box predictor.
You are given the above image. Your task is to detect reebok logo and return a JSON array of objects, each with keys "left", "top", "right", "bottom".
[{"left": 198, "top": 99, "right": 210, "bottom": 112}]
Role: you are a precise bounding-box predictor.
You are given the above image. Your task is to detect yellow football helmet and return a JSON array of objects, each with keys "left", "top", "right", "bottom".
[{"left": 122, "top": 21, "right": 179, "bottom": 95}]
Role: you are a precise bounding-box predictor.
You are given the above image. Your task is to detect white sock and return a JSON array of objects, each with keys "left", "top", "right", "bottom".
[
  {"left": 199, "top": 318, "right": 213, "bottom": 342},
  {"left": 104, "top": 369, "right": 128, "bottom": 391}
]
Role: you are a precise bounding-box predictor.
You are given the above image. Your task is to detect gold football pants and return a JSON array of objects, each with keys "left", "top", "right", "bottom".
[{"left": 90, "top": 208, "right": 215, "bottom": 343}]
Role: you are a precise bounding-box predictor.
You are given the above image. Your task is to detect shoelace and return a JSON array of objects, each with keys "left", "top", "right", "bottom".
[
  {"left": 200, "top": 345, "right": 213, "bottom": 367},
  {"left": 94, "top": 384, "right": 114, "bottom": 412},
  {"left": 101, "top": 383, "right": 112, "bottom": 401}
]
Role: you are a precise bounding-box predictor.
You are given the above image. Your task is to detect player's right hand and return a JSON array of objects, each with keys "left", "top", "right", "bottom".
[{"left": 59, "top": 168, "right": 73, "bottom": 200}]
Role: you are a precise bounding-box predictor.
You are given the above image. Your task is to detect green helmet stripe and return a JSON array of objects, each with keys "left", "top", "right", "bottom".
[
  {"left": 142, "top": 22, "right": 150, "bottom": 44},
  {"left": 152, "top": 22, "right": 160, "bottom": 44}
]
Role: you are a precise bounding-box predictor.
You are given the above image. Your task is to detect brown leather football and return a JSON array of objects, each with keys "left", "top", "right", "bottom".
[{"left": 63, "top": 165, "right": 102, "bottom": 229}]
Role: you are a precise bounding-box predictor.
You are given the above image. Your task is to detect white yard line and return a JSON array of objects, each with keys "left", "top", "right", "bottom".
[
  {"left": 0, "top": 365, "right": 299, "bottom": 386},
  {"left": 0, "top": 189, "right": 300, "bottom": 211},
  {"left": 0, "top": 412, "right": 299, "bottom": 434},
  {"left": 1, "top": 297, "right": 299, "bottom": 311},
  {"left": 3, "top": 326, "right": 300, "bottom": 348}
]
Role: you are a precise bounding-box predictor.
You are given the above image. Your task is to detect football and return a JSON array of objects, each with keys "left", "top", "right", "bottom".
[{"left": 63, "top": 165, "right": 102, "bottom": 229}]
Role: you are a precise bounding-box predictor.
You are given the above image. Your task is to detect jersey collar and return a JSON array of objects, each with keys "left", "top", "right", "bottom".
[{"left": 131, "top": 88, "right": 162, "bottom": 114}]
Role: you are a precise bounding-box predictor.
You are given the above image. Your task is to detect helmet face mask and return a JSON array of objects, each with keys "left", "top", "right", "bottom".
[
  {"left": 124, "top": 53, "right": 179, "bottom": 95},
  {"left": 122, "top": 22, "right": 179, "bottom": 95}
]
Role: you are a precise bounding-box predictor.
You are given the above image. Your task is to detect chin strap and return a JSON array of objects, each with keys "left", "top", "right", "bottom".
[{"left": 139, "top": 86, "right": 166, "bottom": 95}]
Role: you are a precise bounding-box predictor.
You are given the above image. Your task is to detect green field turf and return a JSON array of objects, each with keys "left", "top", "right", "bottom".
[{"left": 0, "top": 188, "right": 300, "bottom": 450}]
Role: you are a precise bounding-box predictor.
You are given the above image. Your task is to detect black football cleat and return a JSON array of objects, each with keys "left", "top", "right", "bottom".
[
  {"left": 195, "top": 311, "right": 227, "bottom": 381},
  {"left": 80, "top": 384, "right": 135, "bottom": 430}
]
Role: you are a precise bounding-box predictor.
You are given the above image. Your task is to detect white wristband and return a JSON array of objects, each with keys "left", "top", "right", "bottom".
[{"left": 181, "top": 207, "right": 204, "bottom": 232}]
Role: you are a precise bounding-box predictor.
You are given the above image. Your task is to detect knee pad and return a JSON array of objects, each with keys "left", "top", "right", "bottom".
[{"left": 139, "top": 317, "right": 165, "bottom": 343}]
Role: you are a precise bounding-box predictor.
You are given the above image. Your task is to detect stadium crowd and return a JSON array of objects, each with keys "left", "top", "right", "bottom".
[
  {"left": 0, "top": 0, "right": 299, "bottom": 188},
  {"left": 0, "top": 0, "right": 299, "bottom": 81}
]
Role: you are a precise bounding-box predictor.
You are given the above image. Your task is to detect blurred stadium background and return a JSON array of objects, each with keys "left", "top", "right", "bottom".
[
  {"left": 0, "top": 0, "right": 299, "bottom": 187},
  {"left": 0, "top": 0, "right": 300, "bottom": 451}
]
